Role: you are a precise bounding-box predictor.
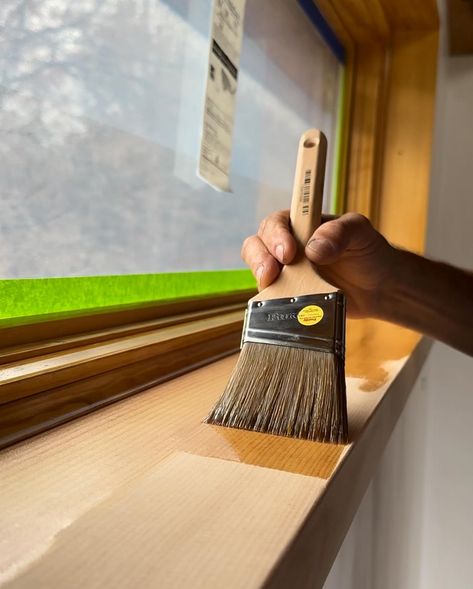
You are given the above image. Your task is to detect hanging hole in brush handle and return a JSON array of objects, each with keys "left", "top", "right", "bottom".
[{"left": 290, "top": 129, "right": 328, "bottom": 249}]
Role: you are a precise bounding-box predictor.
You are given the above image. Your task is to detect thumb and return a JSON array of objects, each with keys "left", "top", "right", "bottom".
[
  {"left": 305, "top": 213, "right": 374, "bottom": 265},
  {"left": 305, "top": 220, "right": 348, "bottom": 265}
]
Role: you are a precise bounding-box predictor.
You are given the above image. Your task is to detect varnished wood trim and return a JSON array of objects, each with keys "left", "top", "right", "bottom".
[
  {"left": 0, "top": 303, "right": 245, "bottom": 365},
  {"left": 0, "top": 311, "right": 244, "bottom": 405},
  {"left": 0, "top": 290, "right": 254, "bottom": 349},
  {"left": 0, "top": 332, "right": 241, "bottom": 450},
  {"left": 345, "top": 44, "right": 389, "bottom": 221},
  {"left": 316, "top": 0, "right": 390, "bottom": 44},
  {"left": 317, "top": 0, "right": 438, "bottom": 40},
  {"left": 315, "top": 1, "right": 354, "bottom": 50},
  {"left": 447, "top": 0, "right": 473, "bottom": 55},
  {"left": 316, "top": 0, "right": 439, "bottom": 252},
  {"left": 378, "top": 30, "right": 439, "bottom": 252},
  {"left": 378, "top": 0, "right": 439, "bottom": 30}
]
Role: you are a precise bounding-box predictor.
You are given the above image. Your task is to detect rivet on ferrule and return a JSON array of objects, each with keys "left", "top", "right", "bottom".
[{"left": 241, "top": 292, "right": 346, "bottom": 356}]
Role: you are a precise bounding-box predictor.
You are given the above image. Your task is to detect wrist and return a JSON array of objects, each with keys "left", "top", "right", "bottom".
[
  {"left": 373, "top": 244, "right": 410, "bottom": 321},
  {"left": 366, "top": 244, "right": 473, "bottom": 355}
]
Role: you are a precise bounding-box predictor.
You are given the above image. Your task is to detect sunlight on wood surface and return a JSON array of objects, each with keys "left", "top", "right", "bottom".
[{"left": 0, "top": 319, "right": 428, "bottom": 588}]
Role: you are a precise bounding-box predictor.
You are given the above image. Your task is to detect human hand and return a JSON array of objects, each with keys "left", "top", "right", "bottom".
[{"left": 241, "top": 211, "right": 396, "bottom": 318}]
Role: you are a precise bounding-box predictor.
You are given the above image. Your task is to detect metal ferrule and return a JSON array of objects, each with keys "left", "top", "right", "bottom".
[{"left": 242, "top": 292, "right": 346, "bottom": 357}]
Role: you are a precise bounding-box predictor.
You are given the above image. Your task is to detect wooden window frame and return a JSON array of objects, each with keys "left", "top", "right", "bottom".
[
  {"left": 0, "top": 0, "right": 439, "bottom": 448},
  {"left": 0, "top": 291, "right": 252, "bottom": 447},
  {"left": 323, "top": 0, "right": 439, "bottom": 253}
]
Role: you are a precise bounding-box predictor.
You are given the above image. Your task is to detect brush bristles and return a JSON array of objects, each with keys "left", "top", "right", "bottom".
[{"left": 206, "top": 342, "right": 348, "bottom": 444}]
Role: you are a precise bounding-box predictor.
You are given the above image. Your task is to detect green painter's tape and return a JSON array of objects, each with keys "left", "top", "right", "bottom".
[
  {"left": 0, "top": 270, "right": 256, "bottom": 327},
  {"left": 331, "top": 63, "right": 347, "bottom": 215}
]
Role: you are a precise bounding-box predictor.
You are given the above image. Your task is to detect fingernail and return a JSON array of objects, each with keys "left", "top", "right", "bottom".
[
  {"left": 275, "top": 244, "right": 285, "bottom": 263},
  {"left": 256, "top": 264, "right": 265, "bottom": 283},
  {"left": 306, "top": 238, "right": 336, "bottom": 258}
]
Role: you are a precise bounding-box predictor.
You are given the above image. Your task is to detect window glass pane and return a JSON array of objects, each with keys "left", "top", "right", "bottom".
[{"left": 0, "top": 0, "right": 341, "bottom": 279}]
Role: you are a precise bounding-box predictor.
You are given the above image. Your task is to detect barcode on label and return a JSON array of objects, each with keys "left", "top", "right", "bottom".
[{"left": 302, "top": 169, "right": 311, "bottom": 215}]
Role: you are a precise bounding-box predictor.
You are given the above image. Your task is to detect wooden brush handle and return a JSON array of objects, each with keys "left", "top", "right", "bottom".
[
  {"left": 252, "top": 128, "right": 334, "bottom": 301},
  {"left": 289, "top": 129, "right": 327, "bottom": 249}
]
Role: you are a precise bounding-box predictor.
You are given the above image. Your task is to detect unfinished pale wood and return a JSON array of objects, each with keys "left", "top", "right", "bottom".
[
  {"left": 254, "top": 129, "right": 334, "bottom": 301},
  {"left": 0, "top": 319, "right": 429, "bottom": 589},
  {"left": 2, "top": 453, "right": 327, "bottom": 589},
  {"left": 0, "top": 310, "right": 244, "bottom": 404},
  {"left": 288, "top": 130, "right": 327, "bottom": 248}
]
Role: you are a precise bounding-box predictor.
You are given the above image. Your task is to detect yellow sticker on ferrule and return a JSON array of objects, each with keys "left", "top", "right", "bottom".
[{"left": 297, "top": 305, "right": 324, "bottom": 326}]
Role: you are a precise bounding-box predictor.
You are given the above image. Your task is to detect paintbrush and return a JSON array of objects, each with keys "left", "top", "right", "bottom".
[{"left": 206, "top": 129, "right": 348, "bottom": 444}]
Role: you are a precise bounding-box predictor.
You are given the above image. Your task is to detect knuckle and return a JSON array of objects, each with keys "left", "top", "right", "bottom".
[
  {"left": 261, "top": 211, "right": 289, "bottom": 240},
  {"left": 356, "top": 213, "right": 371, "bottom": 227},
  {"left": 240, "top": 235, "right": 255, "bottom": 261},
  {"left": 272, "top": 209, "right": 287, "bottom": 222},
  {"left": 258, "top": 217, "right": 268, "bottom": 236},
  {"left": 345, "top": 212, "right": 371, "bottom": 227},
  {"left": 272, "top": 210, "right": 290, "bottom": 229},
  {"left": 318, "top": 217, "right": 342, "bottom": 236}
]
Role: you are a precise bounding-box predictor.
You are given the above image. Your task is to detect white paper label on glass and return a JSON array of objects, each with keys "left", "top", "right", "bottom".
[{"left": 198, "top": 0, "right": 246, "bottom": 192}]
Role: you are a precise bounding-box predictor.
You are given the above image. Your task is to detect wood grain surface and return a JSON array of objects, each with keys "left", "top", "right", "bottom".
[
  {"left": 0, "top": 303, "right": 245, "bottom": 365},
  {"left": 0, "top": 290, "right": 255, "bottom": 349},
  {"left": 0, "top": 3, "right": 440, "bottom": 586},
  {"left": 345, "top": 43, "right": 387, "bottom": 221},
  {"left": 315, "top": 0, "right": 439, "bottom": 251},
  {"left": 0, "top": 310, "right": 244, "bottom": 404},
  {"left": 0, "top": 319, "right": 430, "bottom": 588},
  {"left": 447, "top": 0, "right": 473, "bottom": 55},
  {"left": 316, "top": 0, "right": 390, "bottom": 44},
  {"left": 378, "top": 0, "right": 439, "bottom": 29},
  {"left": 0, "top": 331, "right": 241, "bottom": 449},
  {"left": 378, "top": 30, "right": 439, "bottom": 252},
  {"left": 2, "top": 452, "right": 327, "bottom": 589}
]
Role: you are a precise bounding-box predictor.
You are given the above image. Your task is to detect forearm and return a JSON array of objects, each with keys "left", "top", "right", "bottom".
[{"left": 377, "top": 248, "right": 473, "bottom": 356}]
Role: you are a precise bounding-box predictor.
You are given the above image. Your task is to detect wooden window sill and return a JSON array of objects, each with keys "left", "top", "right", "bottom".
[
  {"left": 1, "top": 318, "right": 430, "bottom": 589},
  {"left": 0, "top": 294, "right": 253, "bottom": 449}
]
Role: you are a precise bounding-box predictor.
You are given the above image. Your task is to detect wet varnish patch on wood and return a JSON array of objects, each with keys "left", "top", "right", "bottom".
[{"left": 181, "top": 424, "right": 345, "bottom": 479}]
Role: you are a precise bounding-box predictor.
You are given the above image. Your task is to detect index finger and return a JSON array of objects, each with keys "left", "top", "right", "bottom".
[{"left": 257, "top": 209, "right": 297, "bottom": 264}]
